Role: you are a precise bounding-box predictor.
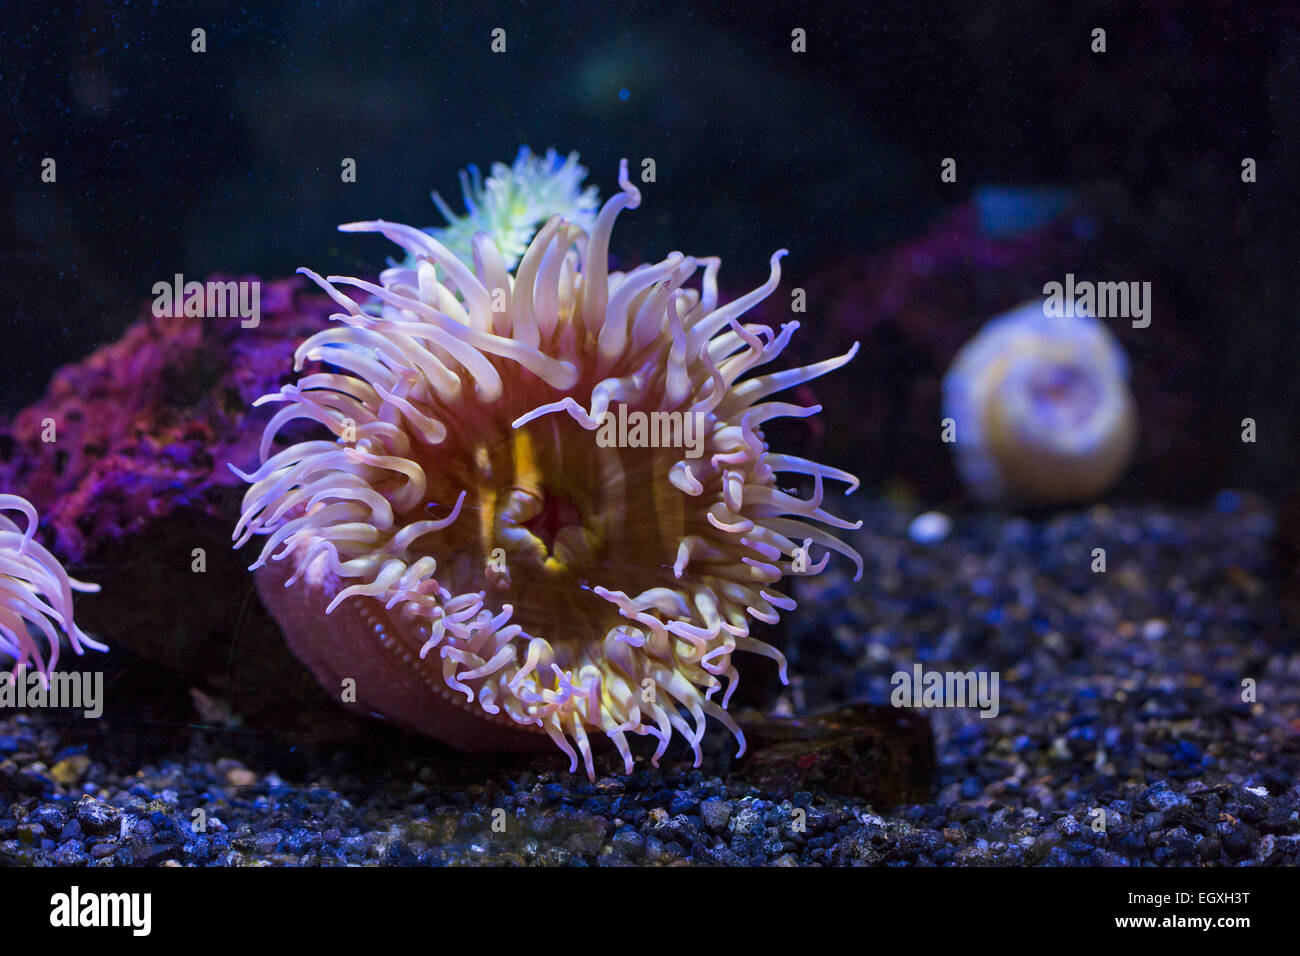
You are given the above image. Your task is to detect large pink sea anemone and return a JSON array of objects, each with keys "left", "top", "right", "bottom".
[{"left": 234, "top": 159, "right": 861, "bottom": 777}]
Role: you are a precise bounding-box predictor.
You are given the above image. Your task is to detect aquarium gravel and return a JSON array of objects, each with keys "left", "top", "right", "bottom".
[{"left": 2, "top": 492, "right": 1291, "bottom": 867}]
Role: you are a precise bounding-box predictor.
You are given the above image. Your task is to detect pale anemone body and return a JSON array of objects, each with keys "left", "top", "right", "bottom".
[
  {"left": 420, "top": 147, "right": 600, "bottom": 271},
  {"left": 943, "top": 301, "right": 1137, "bottom": 504},
  {"left": 235, "top": 160, "right": 861, "bottom": 778},
  {"left": 0, "top": 494, "right": 103, "bottom": 675}
]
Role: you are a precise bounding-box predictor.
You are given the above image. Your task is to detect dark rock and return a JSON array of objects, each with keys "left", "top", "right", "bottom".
[
  {"left": 0, "top": 277, "right": 364, "bottom": 740},
  {"left": 700, "top": 798, "right": 732, "bottom": 833},
  {"left": 73, "top": 796, "right": 118, "bottom": 832},
  {"left": 735, "top": 704, "right": 934, "bottom": 803},
  {"left": 610, "top": 825, "right": 644, "bottom": 859}
]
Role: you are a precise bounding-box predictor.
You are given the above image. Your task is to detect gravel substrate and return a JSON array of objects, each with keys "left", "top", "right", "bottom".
[{"left": 2, "top": 492, "right": 1295, "bottom": 866}]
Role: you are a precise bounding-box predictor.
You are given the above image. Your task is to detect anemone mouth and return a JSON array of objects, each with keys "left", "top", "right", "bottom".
[
  {"left": 1025, "top": 361, "right": 1103, "bottom": 429},
  {"left": 405, "top": 411, "right": 697, "bottom": 657},
  {"left": 517, "top": 485, "right": 583, "bottom": 556},
  {"left": 234, "top": 158, "right": 862, "bottom": 778}
]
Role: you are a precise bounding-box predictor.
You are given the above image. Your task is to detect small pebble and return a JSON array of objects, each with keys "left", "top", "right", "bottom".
[{"left": 908, "top": 511, "right": 952, "bottom": 544}]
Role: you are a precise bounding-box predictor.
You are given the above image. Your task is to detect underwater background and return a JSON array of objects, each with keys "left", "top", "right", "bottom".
[
  {"left": 6, "top": 0, "right": 1296, "bottom": 499},
  {"left": 2, "top": 0, "right": 1299, "bottom": 873}
]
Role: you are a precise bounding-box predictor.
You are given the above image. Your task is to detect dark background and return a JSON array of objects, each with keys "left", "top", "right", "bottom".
[{"left": 2, "top": 0, "right": 1296, "bottom": 494}]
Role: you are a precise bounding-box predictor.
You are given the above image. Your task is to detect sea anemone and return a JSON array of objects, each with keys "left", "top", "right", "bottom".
[
  {"left": 418, "top": 147, "right": 600, "bottom": 271},
  {"left": 0, "top": 494, "right": 104, "bottom": 675},
  {"left": 234, "top": 158, "right": 862, "bottom": 778},
  {"left": 942, "top": 301, "right": 1137, "bottom": 504}
]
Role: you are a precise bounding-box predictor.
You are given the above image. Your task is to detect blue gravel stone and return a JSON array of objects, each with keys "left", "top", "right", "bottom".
[
  {"left": 611, "top": 825, "right": 644, "bottom": 858},
  {"left": 1141, "top": 786, "right": 1191, "bottom": 812},
  {"left": 1214, "top": 490, "right": 1242, "bottom": 513}
]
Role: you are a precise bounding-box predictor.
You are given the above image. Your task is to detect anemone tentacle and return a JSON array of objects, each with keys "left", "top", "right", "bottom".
[{"left": 0, "top": 494, "right": 104, "bottom": 676}]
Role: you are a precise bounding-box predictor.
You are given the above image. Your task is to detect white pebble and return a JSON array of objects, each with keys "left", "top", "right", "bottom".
[
  {"left": 1141, "top": 619, "right": 1168, "bottom": 640},
  {"left": 908, "top": 511, "right": 952, "bottom": 544}
]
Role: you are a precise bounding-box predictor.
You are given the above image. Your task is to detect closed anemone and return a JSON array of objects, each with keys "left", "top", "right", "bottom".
[{"left": 943, "top": 301, "right": 1137, "bottom": 504}]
